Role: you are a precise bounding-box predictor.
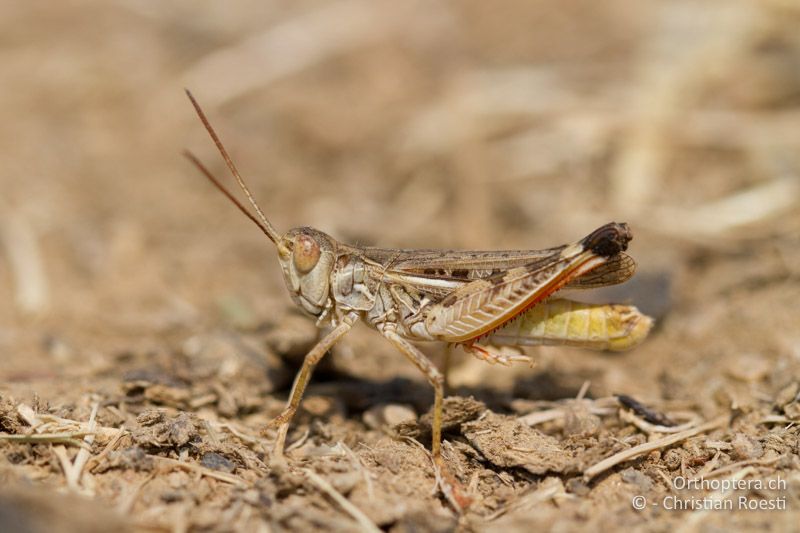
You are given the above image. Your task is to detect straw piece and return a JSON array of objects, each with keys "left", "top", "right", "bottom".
[
  {"left": 584, "top": 415, "right": 728, "bottom": 480},
  {"left": 302, "top": 468, "right": 382, "bottom": 533},
  {"left": 0, "top": 212, "right": 49, "bottom": 315}
]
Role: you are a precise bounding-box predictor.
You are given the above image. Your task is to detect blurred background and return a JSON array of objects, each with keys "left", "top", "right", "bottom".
[
  {"left": 2, "top": 0, "right": 800, "bottom": 529},
  {"left": 1, "top": 0, "right": 800, "bottom": 392}
]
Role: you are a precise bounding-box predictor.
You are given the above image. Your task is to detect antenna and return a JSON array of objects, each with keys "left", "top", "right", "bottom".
[
  {"left": 185, "top": 89, "right": 280, "bottom": 244},
  {"left": 183, "top": 151, "right": 277, "bottom": 242}
]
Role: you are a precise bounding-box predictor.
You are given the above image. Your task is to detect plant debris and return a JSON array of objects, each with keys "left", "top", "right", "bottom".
[{"left": 2, "top": 1, "right": 800, "bottom": 531}]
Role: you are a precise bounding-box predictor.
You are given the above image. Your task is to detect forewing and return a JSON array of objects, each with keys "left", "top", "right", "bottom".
[
  {"left": 367, "top": 246, "right": 565, "bottom": 282},
  {"left": 424, "top": 248, "right": 607, "bottom": 342},
  {"left": 421, "top": 222, "right": 633, "bottom": 343},
  {"left": 378, "top": 246, "right": 574, "bottom": 302}
]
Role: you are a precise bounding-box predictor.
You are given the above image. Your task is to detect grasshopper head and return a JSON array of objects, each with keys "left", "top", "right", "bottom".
[{"left": 277, "top": 227, "right": 337, "bottom": 316}]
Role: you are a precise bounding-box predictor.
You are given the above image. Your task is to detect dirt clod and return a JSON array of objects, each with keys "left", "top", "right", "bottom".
[
  {"left": 463, "top": 411, "right": 575, "bottom": 474},
  {"left": 0, "top": 395, "right": 21, "bottom": 434},
  {"left": 420, "top": 396, "right": 486, "bottom": 434},
  {"left": 94, "top": 446, "right": 154, "bottom": 473},
  {"left": 132, "top": 410, "right": 200, "bottom": 449},
  {"left": 730, "top": 433, "right": 764, "bottom": 461}
]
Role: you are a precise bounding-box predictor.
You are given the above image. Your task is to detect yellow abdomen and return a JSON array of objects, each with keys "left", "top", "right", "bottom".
[{"left": 485, "top": 298, "right": 653, "bottom": 351}]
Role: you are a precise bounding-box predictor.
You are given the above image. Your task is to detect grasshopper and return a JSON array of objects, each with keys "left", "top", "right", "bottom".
[{"left": 184, "top": 91, "right": 652, "bottom": 477}]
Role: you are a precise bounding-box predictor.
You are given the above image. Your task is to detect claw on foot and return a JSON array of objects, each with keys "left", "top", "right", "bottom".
[
  {"left": 434, "top": 456, "right": 472, "bottom": 512},
  {"left": 463, "top": 343, "right": 533, "bottom": 367}
]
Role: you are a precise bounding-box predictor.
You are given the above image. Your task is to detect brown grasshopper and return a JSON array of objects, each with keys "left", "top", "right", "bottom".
[{"left": 184, "top": 91, "right": 652, "bottom": 477}]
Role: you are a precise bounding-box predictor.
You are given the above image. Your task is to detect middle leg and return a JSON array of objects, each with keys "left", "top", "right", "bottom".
[{"left": 381, "top": 329, "right": 444, "bottom": 459}]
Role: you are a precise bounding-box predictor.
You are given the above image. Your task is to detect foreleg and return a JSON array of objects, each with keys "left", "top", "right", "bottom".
[{"left": 267, "top": 312, "right": 358, "bottom": 459}]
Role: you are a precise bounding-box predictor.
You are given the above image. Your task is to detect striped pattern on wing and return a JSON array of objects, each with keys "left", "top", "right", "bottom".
[
  {"left": 373, "top": 248, "right": 632, "bottom": 294},
  {"left": 424, "top": 248, "right": 605, "bottom": 343}
]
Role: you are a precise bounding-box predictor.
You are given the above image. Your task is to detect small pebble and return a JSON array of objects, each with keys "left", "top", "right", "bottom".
[
  {"left": 730, "top": 433, "right": 764, "bottom": 461},
  {"left": 726, "top": 354, "right": 771, "bottom": 383},
  {"left": 363, "top": 403, "right": 416, "bottom": 430},
  {"left": 201, "top": 452, "right": 236, "bottom": 473},
  {"left": 621, "top": 467, "right": 653, "bottom": 492},
  {"left": 775, "top": 382, "right": 799, "bottom": 407}
]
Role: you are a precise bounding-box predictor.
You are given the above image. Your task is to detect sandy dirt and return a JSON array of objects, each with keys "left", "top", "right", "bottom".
[{"left": 1, "top": 1, "right": 800, "bottom": 531}]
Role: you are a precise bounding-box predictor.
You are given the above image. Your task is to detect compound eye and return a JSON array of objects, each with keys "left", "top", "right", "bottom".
[{"left": 293, "top": 234, "right": 320, "bottom": 273}]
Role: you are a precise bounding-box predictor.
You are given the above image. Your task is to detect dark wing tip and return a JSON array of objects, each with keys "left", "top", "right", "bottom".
[{"left": 582, "top": 222, "right": 632, "bottom": 257}]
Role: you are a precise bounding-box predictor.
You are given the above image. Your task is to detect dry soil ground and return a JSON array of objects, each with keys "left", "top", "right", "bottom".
[{"left": 1, "top": 1, "right": 800, "bottom": 532}]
